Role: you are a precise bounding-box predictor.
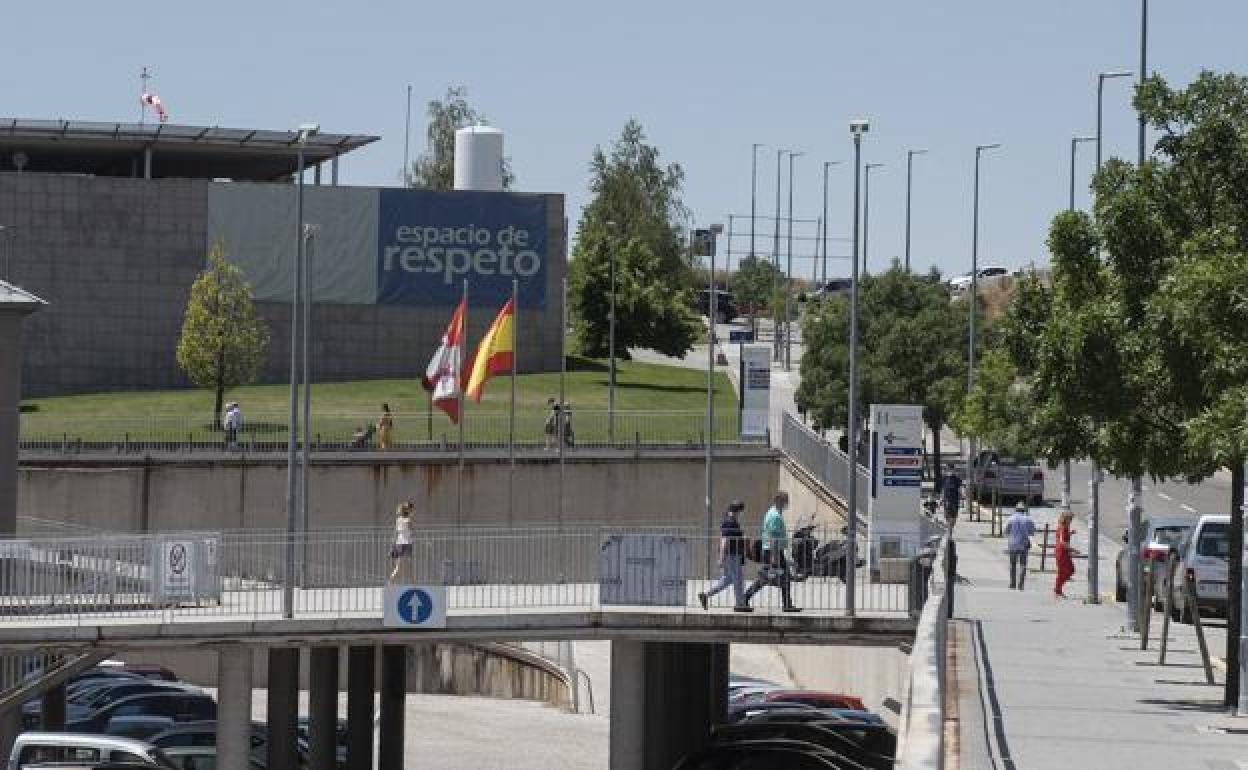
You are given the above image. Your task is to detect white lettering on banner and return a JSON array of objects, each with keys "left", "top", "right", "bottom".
[{"left": 383, "top": 223, "right": 542, "bottom": 285}]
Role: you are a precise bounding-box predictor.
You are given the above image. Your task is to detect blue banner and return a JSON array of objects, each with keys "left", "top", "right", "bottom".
[{"left": 377, "top": 189, "right": 548, "bottom": 307}]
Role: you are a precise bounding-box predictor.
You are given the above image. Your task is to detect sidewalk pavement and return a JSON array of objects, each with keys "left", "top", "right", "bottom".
[{"left": 950, "top": 507, "right": 1247, "bottom": 770}]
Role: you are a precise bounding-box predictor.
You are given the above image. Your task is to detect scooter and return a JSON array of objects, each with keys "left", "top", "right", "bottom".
[{"left": 790, "top": 516, "right": 861, "bottom": 581}]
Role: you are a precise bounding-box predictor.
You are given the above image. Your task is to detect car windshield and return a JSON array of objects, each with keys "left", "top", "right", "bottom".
[
  {"left": 1152, "top": 526, "right": 1189, "bottom": 546},
  {"left": 997, "top": 456, "right": 1034, "bottom": 466},
  {"left": 1197, "top": 523, "right": 1229, "bottom": 558}
]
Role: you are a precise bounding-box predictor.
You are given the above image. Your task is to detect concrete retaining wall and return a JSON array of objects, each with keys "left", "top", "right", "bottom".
[{"left": 17, "top": 451, "right": 780, "bottom": 532}]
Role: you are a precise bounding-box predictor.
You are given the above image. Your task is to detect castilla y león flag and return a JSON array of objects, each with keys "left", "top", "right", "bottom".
[
  {"left": 423, "top": 298, "right": 466, "bottom": 422},
  {"left": 464, "top": 299, "right": 515, "bottom": 402}
]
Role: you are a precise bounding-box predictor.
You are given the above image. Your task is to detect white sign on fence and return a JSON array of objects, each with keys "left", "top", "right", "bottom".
[
  {"left": 739, "top": 344, "right": 771, "bottom": 438},
  {"left": 868, "top": 404, "right": 925, "bottom": 580},
  {"left": 160, "top": 539, "right": 195, "bottom": 599}
]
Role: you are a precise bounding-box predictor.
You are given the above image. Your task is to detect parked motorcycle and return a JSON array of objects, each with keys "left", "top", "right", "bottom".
[{"left": 789, "top": 517, "right": 861, "bottom": 581}]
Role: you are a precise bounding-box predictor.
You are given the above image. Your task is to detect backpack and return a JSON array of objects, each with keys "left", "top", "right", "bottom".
[{"left": 746, "top": 538, "right": 763, "bottom": 564}]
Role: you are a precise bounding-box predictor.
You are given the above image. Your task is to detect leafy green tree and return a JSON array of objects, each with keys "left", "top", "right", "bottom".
[
  {"left": 569, "top": 120, "right": 699, "bottom": 357},
  {"left": 731, "top": 255, "right": 785, "bottom": 334},
  {"left": 955, "top": 350, "right": 1037, "bottom": 459},
  {"left": 796, "top": 263, "right": 966, "bottom": 472},
  {"left": 406, "top": 85, "right": 515, "bottom": 190},
  {"left": 176, "top": 243, "right": 270, "bottom": 423},
  {"left": 1024, "top": 71, "right": 1248, "bottom": 706}
]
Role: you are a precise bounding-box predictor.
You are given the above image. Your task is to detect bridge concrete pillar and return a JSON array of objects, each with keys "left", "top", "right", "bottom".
[
  {"left": 346, "top": 645, "right": 375, "bottom": 770},
  {"left": 609, "top": 640, "right": 729, "bottom": 770},
  {"left": 0, "top": 704, "right": 20, "bottom": 764},
  {"left": 40, "top": 683, "right": 65, "bottom": 730},
  {"left": 378, "top": 645, "right": 407, "bottom": 770},
  {"left": 309, "top": 646, "right": 340, "bottom": 770},
  {"left": 217, "top": 645, "right": 254, "bottom": 770},
  {"left": 267, "top": 647, "right": 301, "bottom": 770}
]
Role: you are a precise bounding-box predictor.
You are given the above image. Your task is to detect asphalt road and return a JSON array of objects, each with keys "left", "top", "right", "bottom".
[{"left": 1062, "top": 460, "right": 1235, "bottom": 542}]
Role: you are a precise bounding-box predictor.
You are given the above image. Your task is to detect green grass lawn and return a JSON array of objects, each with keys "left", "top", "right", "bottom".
[{"left": 20, "top": 358, "right": 744, "bottom": 446}]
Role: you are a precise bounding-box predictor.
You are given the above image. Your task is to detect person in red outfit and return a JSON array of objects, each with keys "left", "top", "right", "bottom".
[{"left": 1054, "top": 510, "right": 1076, "bottom": 598}]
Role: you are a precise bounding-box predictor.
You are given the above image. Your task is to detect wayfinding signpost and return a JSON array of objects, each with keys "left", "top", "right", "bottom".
[{"left": 867, "top": 404, "right": 924, "bottom": 581}]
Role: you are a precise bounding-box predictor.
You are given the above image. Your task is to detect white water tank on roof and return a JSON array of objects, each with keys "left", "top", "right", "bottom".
[{"left": 454, "top": 125, "right": 504, "bottom": 191}]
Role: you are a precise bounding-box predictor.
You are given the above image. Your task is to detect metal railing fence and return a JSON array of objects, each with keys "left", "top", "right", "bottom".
[
  {"left": 780, "top": 413, "right": 869, "bottom": 520},
  {"left": 19, "top": 410, "right": 763, "bottom": 454},
  {"left": 0, "top": 526, "right": 913, "bottom": 626},
  {"left": 895, "top": 535, "right": 952, "bottom": 770}
]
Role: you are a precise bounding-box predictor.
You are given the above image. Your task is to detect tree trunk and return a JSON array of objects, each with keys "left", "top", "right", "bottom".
[
  {"left": 1226, "top": 459, "right": 1244, "bottom": 709},
  {"left": 213, "top": 348, "right": 225, "bottom": 427}
]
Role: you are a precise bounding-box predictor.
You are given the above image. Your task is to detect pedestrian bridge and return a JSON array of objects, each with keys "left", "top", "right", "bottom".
[{"left": 0, "top": 526, "right": 917, "bottom": 650}]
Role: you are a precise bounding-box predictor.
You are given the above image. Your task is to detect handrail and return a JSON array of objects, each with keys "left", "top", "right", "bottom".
[{"left": 895, "top": 534, "right": 951, "bottom": 770}]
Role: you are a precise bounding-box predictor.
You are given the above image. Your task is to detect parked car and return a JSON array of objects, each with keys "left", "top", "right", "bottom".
[
  {"left": 7, "top": 732, "right": 177, "bottom": 770},
  {"left": 697, "top": 289, "right": 739, "bottom": 324},
  {"left": 1159, "top": 514, "right": 1229, "bottom": 623},
  {"left": 161, "top": 746, "right": 266, "bottom": 770},
  {"left": 1113, "top": 515, "right": 1192, "bottom": 603},
  {"left": 148, "top": 722, "right": 290, "bottom": 767},
  {"left": 949, "top": 266, "right": 1009, "bottom": 292},
  {"left": 968, "top": 450, "right": 1044, "bottom": 505},
  {"left": 755, "top": 690, "right": 867, "bottom": 712},
  {"left": 65, "top": 693, "right": 216, "bottom": 735},
  {"left": 710, "top": 722, "right": 893, "bottom": 770},
  {"left": 807, "top": 279, "right": 853, "bottom": 302}
]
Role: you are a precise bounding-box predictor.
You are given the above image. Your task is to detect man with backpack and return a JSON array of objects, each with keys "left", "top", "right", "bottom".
[
  {"left": 698, "top": 500, "right": 752, "bottom": 612},
  {"left": 742, "top": 491, "right": 801, "bottom": 612}
]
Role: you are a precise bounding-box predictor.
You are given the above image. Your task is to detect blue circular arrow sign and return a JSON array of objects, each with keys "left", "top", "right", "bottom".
[{"left": 397, "top": 588, "right": 434, "bottom": 625}]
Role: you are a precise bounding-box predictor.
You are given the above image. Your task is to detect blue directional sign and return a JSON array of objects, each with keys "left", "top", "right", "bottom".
[
  {"left": 883, "top": 478, "right": 921, "bottom": 487},
  {"left": 882, "top": 446, "right": 922, "bottom": 456},
  {"left": 383, "top": 584, "right": 447, "bottom": 628}
]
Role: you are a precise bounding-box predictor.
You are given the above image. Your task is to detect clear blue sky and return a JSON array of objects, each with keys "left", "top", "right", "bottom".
[{"left": 3, "top": 0, "right": 1246, "bottom": 280}]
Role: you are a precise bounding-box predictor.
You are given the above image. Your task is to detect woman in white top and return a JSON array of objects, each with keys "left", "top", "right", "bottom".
[{"left": 389, "top": 501, "right": 415, "bottom": 582}]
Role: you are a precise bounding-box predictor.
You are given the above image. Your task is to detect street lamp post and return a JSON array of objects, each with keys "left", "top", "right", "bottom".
[
  {"left": 284, "top": 122, "right": 318, "bottom": 620},
  {"left": 784, "top": 151, "right": 804, "bottom": 371},
  {"left": 862, "top": 163, "right": 883, "bottom": 275},
  {"left": 904, "top": 150, "right": 927, "bottom": 272},
  {"left": 846, "top": 119, "right": 869, "bottom": 618},
  {"left": 606, "top": 220, "right": 618, "bottom": 445},
  {"left": 821, "top": 162, "right": 840, "bottom": 285},
  {"left": 1093, "top": 70, "right": 1131, "bottom": 611},
  {"left": 705, "top": 223, "right": 723, "bottom": 576},
  {"left": 0, "top": 225, "right": 13, "bottom": 280},
  {"left": 751, "top": 144, "right": 765, "bottom": 258},
  {"left": 968, "top": 143, "right": 1000, "bottom": 396},
  {"left": 772, "top": 149, "right": 787, "bottom": 361},
  {"left": 1065, "top": 135, "right": 1095, "bottom": 514}
]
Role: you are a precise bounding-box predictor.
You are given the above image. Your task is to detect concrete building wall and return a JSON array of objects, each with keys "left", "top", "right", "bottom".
[
  {"left": 0, "top": 174, "right": 565, "bottom": 397},
  {"left": 17, "top": 452, "right": 780, "bottom": 533}
]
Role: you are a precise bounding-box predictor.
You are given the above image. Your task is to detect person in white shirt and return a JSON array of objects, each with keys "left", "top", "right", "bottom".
[{"left": 389, "top": 501, "right": 415, "bottom": 582}]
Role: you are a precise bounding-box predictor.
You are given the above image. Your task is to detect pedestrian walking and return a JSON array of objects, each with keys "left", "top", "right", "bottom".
[
  {"left": 1054, "top": 510, "right": 1077, "bottom": 598},
  {"left": 1004, "top": 501, "right": 1036, "bottom": 590},
  {"left": 543, "top": 398, "right": 560, "bottom": 450},
  {"left": 389, "top": 501, "right": 415, "bottom": 582},
  {"left": 698, "top": 500, "right": 752, "bottom": 612},
  {"left": 941, "top": 464, "right": 963, "bottom": 524},
  {"left": 221, "top": 402, "right": 242, "bottom": 449},
  {"left": 743, "top": 491, "right": 800, "bottom": 612},
  {"left": 377, "top": 403, "right": 395, "bottom": 450}
]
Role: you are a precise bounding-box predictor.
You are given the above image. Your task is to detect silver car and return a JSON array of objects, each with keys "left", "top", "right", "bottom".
[
  {"left": 1114, "top": 515, "right": 1192, "bottom": 604},
  {"left": 1156, "top": 514, "right": 1229, "bottom": 623},
  {"left": 968, "top": 450, "right": 1045, "bottom": 506}
]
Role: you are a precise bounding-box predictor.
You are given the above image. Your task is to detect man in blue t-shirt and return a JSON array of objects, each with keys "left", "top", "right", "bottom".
[
  {"left": 941, "top": 464, "right": 963, "bottom": 521},
  {"left": 698, "top": 500, "right": 751, "bottom": 612}
]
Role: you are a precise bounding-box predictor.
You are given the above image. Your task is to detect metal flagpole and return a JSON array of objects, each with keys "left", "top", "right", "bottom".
[
  {"left": 509, "top": 279, "right": 518, "bottom": 526},
  {"left": 283, "top": 141, "right": 306, "bottom": 619},
  {"left": 139, "top": 67, "right": 150, "bottom": 124},
  {"left": 457, "top": 280, "right": 467, "bottom": 528},
  {"left": 403, "top": 85, "right": 412, "bottom": 186},
  {"left": 299, "top": 225, "right": 314, "bottom": 587}
]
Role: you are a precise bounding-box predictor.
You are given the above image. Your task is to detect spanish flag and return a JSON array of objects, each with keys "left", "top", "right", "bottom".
[{"left": 464, "top": 298, "right": 515, "bottom": 402}]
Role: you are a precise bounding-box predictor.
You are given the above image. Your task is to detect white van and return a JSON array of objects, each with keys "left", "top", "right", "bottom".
[{"left": 8, "top": 732, "right": 176, "bottom": 769}]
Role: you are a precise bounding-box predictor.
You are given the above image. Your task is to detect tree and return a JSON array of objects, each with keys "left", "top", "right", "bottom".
[
  {"left": 406, "top": 85, "right": 515, "bottom": 190},
  {"left": 176, "top": 243, "right": 269, "bottom": 423},
  {"left": 1022, "top": 71, "right": 1248, "bottom": 707},
  {"left": 731, "top": 255, "right": 785, "bottom": 335},
  {"left": 796, "top": 263, "right": 967, "bottom": 474},
  {"left": 569, "top": 120, "right": 699, "bottom": 358}
]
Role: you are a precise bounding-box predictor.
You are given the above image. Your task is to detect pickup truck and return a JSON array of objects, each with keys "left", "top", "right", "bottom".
[{"left": 968, "top": 449, "right": 1045, "bottom": 506}]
